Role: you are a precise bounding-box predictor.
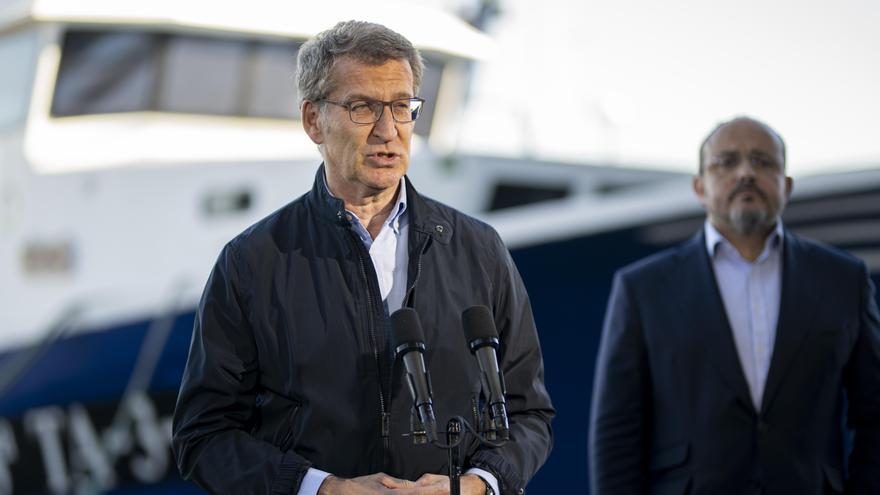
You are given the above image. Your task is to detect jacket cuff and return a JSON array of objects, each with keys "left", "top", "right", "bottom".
[
  {"left": 469, "top": 450, "right": 525, "bottom": 495},
  {"left": 269, "top": 450, "right": 311, "bottom": 494}
]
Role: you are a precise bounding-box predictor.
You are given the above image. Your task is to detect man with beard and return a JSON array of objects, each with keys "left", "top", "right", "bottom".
[{"left": 589, "top": 116, "right": 880, "bottom": 494}]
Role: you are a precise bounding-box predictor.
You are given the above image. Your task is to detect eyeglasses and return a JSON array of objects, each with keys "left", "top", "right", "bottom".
[
  {"left": 707, "top": 151, "right": 783, "bottom": 174},
  {"left": 318, "top": 97, "right": 425, "bottom": 124}
]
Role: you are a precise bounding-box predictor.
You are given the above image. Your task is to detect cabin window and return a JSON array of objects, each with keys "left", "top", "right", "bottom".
[
  {"left": 157, "top": 35, "right": 249, "bottom": 115},
  {"left": 201, "top": 188, "right": 254, "bottom": 217},
  {"left": 51, "top": 30, "right": 300, "bottom": 120},
  {"left": 0, "top": 28, "right": 38, "bottom": 129},
  {"left": 50, "top": 29, "right": 443, "bottom": 136},
  {"left": 488, "top": 182, "right": 571, "bottom": 211},
  {"left": 52, "top": 31, "right": 158, "bottom": 116},
  {"left": 246, "top": 42, "right": 300, "bottom": 119}
]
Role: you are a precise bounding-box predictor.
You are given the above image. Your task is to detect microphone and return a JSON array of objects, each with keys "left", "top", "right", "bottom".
[
  {"left": 390, "top": 308, "right": 437, "bottom": 443},
  {"left": 461, "top": 306, "right": 509, "bottom": 441}
]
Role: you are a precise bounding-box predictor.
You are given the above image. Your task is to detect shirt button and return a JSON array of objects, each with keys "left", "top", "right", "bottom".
[{"left": 435, "top": 225, "right": 444, "bottom": 233}]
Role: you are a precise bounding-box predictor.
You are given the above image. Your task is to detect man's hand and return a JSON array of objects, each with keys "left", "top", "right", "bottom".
[
  {"left": 317, "top": 472, "right": 487, "bottom": 494},
  {"left": 317, "top": 473, "right": 412, "bottom": 494},
  {"left": 389, "top": 473, "right": 486, "bottom": 495}
]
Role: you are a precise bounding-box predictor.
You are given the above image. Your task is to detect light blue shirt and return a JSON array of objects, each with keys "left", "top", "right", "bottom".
[
  {"left": 705, "top": 220, "right": 784, "bottom": 410},
  {"left": 338, "top": 177, "right": 410, "bottom": 313},
  {"left": 301, "top": 176, "right": 498, "bottom": 495}
]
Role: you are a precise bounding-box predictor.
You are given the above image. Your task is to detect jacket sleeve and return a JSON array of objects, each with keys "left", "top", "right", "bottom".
[
  {"left": 172, "top": 243, "right": 312, "bottom": 494},
  {"left": 467, "top": 234, "right": 555, "bottom": 494},
  {"left": 588, "top": 270, "right": 650, "bottom": 495},
  {"left": 845, "top": 268, "right": 880, "bottom": 494}
]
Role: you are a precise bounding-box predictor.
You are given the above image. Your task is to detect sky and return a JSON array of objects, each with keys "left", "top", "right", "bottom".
[{"left": 433, "top": 0, "right": 880, "bottom": 177}]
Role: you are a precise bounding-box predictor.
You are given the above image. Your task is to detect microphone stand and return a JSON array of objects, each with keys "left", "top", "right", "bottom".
[
  {"left": 405, "top": 411, "right": 508, "bottom": 495},
  {"left": 447, "top": 418, "right": 462, "bottom": 495}
]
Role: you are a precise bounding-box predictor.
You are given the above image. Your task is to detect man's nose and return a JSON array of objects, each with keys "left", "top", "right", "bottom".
[
  {"left": 371, "top": 104, "right": 398, "bottom": 141},
  {"left": 735, "top": 158, "right": 758, "bottom": 179}
]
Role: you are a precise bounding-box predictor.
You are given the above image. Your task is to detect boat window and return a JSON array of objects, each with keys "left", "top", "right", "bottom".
[
  {"left": 201, "top": 188, "right": 253, "bottom": 217},
  {"left": 52, "top": 31, "right": 158, "bottom": 116},
  {"left": 488, "top": 182, "right": 571, "bottom": 211},
  {"left": 157, "top": 35, "right": 249, "bottom": 115},
  {"left": 0, "top": 28, "right": 39, "bottom": 129},
  {"left": 246, "top": 42, "right": 300, "bottom": 119},
  {"left": 51, "top": 30, "right": 300, "bottom": 120},
  {"left": 51, "top": 29, "right": 443, "bottom": 136}
]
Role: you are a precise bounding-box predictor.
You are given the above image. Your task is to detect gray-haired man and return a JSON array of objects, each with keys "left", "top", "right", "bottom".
[{"left": 173, "top": 21, "right": 554, "bottom": 495}]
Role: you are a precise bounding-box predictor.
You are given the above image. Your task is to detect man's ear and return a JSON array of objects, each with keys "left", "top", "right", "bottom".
[
  {"left": 784, "top": 176, "right": 794, "bottom": 200},
  {"left": 301, "top": 100, "right": 324, "bottom": 145},
  {"left": 692, "top": 175, "right": 707, "bottom": 206}
]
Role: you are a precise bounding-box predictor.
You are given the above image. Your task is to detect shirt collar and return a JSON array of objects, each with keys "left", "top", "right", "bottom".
[
  {"left": 322, "top": 172, "right": 408, "bottom": 234},
  {"left": 704, "top": 219, "right": 784, "bottom": 260},
  {"left": 387, "top": 178, "right": 408, "bottom": 234}
]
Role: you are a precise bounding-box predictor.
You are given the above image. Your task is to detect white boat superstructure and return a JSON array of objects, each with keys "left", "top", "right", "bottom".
[{"left": 0, "top": 0, "right": 496, "bottom": 349}]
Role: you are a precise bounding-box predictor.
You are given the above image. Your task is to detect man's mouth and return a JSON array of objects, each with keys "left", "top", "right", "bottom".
[
  {"left": 729, "top": 183, "right": 766, "bottom": 203},
  {"left": 367, "top": 152, "right": 400, "bottom": 165}
]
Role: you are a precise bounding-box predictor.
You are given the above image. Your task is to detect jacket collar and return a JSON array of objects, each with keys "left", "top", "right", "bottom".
[
  {"left": 761, "top": 230, "right": 817, "bottom": 415},
  {"left": 306, "top": 164, "right": 453, "bottom": 245},
  {"left": 402, "top": 175, "right": 453, "bottom": 245},
  {"left": 677, "top": 231, "right": 756, "bottom": 414},
  {"left": 308, "top": 164, "right": 349, "bottom": 226}
]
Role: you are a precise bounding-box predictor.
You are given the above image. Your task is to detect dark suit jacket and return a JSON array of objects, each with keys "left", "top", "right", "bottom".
[{"left": 589, "top": 229, "right": 880, "bottom": 495}]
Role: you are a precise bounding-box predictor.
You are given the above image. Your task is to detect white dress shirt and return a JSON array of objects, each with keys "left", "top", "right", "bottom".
[{"left": 705, "top": 220, "right": 784, "bottom": 410}]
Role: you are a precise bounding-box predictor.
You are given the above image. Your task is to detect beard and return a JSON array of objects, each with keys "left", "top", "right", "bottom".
[
  {"left": 723, "top": 180, "right": 779, "bottom": 235},
  {"left": 727, "top": 207, "right": 772, "bottom": 236}
]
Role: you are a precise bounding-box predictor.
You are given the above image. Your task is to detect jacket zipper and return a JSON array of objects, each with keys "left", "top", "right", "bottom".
[
  {"left": 471, "top": 393, "right": 481, "bottom": 433},
  {"left": 347, "top": 229, "right": 392, "bottom": 465},
  {"left": 345, "top": 224, "right": 431, "bottom": 469}
]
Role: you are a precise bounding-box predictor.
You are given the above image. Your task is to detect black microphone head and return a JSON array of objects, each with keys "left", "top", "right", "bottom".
[
  {"left": 461, "top": 305, "right": 499, "bottom": 352},
  {"left": 390, "top": 308, "right": 426, "bottom": 356}
]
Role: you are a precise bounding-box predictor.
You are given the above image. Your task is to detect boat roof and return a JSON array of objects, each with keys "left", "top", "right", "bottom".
[{"left": 0, "top": 0, "right": 495, "bottom": 60}]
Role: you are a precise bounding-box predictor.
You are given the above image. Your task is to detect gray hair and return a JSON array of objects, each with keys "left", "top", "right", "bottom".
[{"left": 296, "top": 20, "right": 425, "bottom": 103}]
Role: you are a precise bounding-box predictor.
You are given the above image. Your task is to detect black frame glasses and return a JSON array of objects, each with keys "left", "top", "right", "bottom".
[{"left": 318, "top": 97, "right": 425, "bottom": 124}]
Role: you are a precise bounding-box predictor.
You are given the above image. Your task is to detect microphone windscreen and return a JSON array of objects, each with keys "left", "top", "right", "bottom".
[
  {"left": 461, "top": 305, "right": 498, "bottom": 343},
  {"left": 390, "top": 308, "right": 425, "bottom": 349}
]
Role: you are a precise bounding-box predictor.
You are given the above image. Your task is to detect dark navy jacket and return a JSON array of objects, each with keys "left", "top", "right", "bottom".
[
  {"left": 590, "top": 230, "right": 880, "bottom": 495},
  {"left": 172, "top": 166, "right": 554, "bottom": 494}
]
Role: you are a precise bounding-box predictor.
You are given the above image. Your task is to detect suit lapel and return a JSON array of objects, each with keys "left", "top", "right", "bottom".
[
  {"left": 678, "top": 232, "right": 755, "bottom": 413},
  {"left": 760, "top": 231, "right": 816, "bottom": 414}
]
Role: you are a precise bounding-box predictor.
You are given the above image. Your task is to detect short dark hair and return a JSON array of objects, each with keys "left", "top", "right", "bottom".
[
  {"left": 698, "top": 116, "right": 787, "bottom": 174},
  {"left": 296, "top": 20, "right": 425, "bottom": 103}
]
